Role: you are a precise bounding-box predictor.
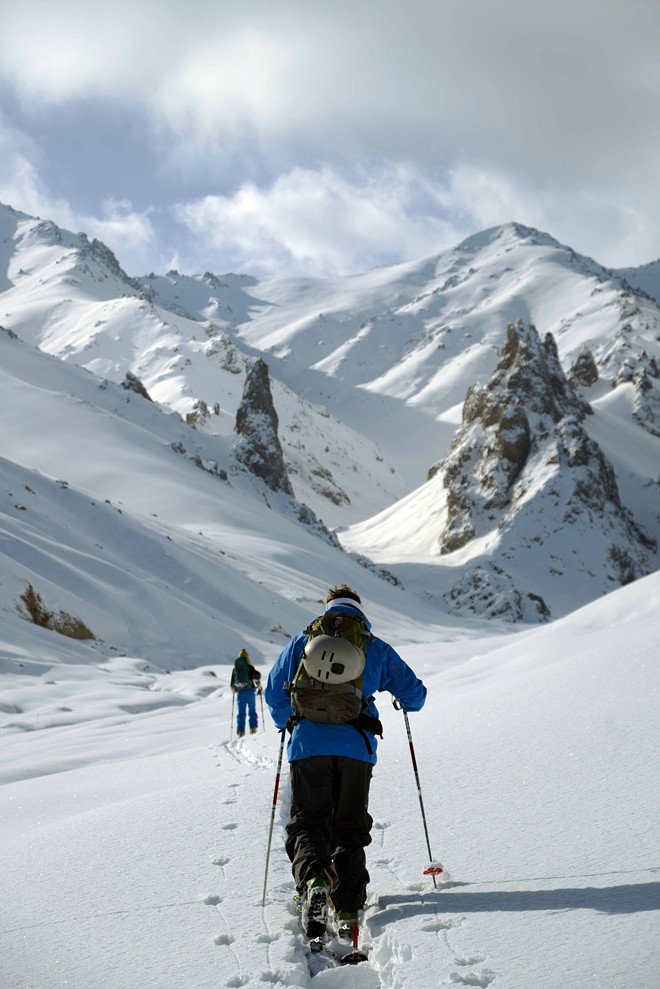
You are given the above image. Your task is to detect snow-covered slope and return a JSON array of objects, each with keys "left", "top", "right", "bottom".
[
  {"left": 143, "top": 224, "right": 659, "bottom": 473},
  {"left": 1, "top": 203, "right": 658, "bottom": 624},
  {"left": 1, "top": 325, "right": 458, "bottom": 675},
  {"left": 4, "top": 206, "right": 658, "bottom": 488},
  {"left": 341, "top": 321, "right": 659, "bottom": 620},
  {"left": 1, "top": 203, "right": 658, "bottom": 989},
  {"left": 0, "top": 204, "right": 404, "bottom": 529},
  {"left": 1, "top": 564, "right": 658, "bottom": 989}
]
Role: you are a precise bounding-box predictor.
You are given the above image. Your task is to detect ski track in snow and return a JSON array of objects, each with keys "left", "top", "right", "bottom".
[
  {"left": 84, "top": 713, "right": 654, "bottom": 989},
  {"left": 203, "top": 735, "right": 495, "bottom": 989},
  {"left": 1, "top": 580, "right": 659, "bottom": 989}
]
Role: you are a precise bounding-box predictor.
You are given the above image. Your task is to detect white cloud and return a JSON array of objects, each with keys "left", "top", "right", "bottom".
[
  {"left": 82, "top": 198, "right": 158, "bottom": 269},
  {"left": 173, "top": 162, "right": 660, "bottom": 275},
  {"left": 441, "top": 166, "right": 660, "bottom": 268},
  {"left": 2, "top": 0, "right": 660, "bottom": 273},
  {"left": 174, "top": 164, "right": 466, "bottom": 276},
  {"left": 0, "top": 113, "right": 73, "bottom": 220},
  {"left": 3, "top": 0, "right": 660, "bottom": 195},
  {"left": 0, "top": 114, "right": 160, "bottom": 273},
  {"left": 3, "top": 93, "right": 658, "bottom": 278}
]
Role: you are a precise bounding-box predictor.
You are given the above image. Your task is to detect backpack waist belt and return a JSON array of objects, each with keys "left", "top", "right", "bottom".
[
  {"left": 284, "top": 702, "right": 384, "bottom": 754},
  {"left": 288, "top": 678, "right": 361, "bottom": 698}
]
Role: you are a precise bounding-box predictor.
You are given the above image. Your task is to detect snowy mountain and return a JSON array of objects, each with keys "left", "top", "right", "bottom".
[
  {"left": 1, "top": 202, "right": 659, "bottom": 989},
  {"left": 2, "top": 202, "right": 659, "bottom": 628},
  {"left": 343, "top": 319, "right": 657, "bottom": 620},
  {"left": 1, "top": 323, "right": 436, "bottom": 674},
  {"left": 0, "top": 204, "right": 406, "bottom": 530}
]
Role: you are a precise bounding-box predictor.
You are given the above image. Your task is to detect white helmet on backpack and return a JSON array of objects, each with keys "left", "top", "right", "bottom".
[{"left": 303, "top": 634, "right": 365, "bottom": 684}]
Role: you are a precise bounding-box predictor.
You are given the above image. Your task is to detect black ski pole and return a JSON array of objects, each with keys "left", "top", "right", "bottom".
[
  {"left": 260, "top": 691, "right": 266, "bottom": 731},
  {"left": 230, "top": 691, "right": 235, "bottom": 739},
  {"left": 262, "top": 728, "right": 286, "bottom": 907},
  {"left": 394, "top": 700, "right": 443, "bottom": 888}
]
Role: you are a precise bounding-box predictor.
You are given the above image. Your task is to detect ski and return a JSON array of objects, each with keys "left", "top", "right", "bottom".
[
  {"left": 298, "top": 894, "right": 369, "bottom": 971},
  {"left": 304, "top": 921, "right": 368, "bottom": 972},
  {"left": 305, "top": 940, "right": 368, "bottom": 973},
  {"left": 304, "top": 939, "right": 339, "bottom": 976}
]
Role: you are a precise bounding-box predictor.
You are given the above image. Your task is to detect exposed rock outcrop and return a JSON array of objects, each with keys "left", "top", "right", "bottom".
[
  {"left": 432, "top": 321, "right": 592, "bottom": 554},
  {"left": 231, "top": 359, "right": 344, "bottom": 547},
  {"left": 232, "top": 358, "right": 295, "bottom": 497},
  {"left": 569, "top": 345, "right": 599, "bottom": 388},
  {"left": 432, "top": 321, "right": 656, "bottom": 621},
  {"left": 74, "top": 233, "right": 143, "bottom": 292},
  {"left": 121, "top": 371, "right": 153, "bottom": 401},
  {"left": 629, "top": 354, "right": 660, "bottom": 438}
]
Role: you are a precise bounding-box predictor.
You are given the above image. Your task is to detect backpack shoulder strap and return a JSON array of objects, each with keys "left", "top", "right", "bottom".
[{"left": 303, "top": 612, "right": 374, "bottom": 645}]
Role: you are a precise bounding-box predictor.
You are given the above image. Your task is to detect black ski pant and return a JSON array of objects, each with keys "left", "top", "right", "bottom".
[{"left": 285, "top": 754, "right": 373, "bottom": 914}]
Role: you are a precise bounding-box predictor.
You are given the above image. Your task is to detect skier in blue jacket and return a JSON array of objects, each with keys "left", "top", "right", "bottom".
[
  {"left": 231, "top": 648, "right": 262, "bottom": 736},
  {"left": 265, "top": 584, "right": 427, "bottom": 943}
]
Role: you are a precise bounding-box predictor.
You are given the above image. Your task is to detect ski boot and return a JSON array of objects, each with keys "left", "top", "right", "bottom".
[
  {"left": 335, "top": 911, "right": 357, "bottom": 942},
  {"left": 301, "top": 874, "right": 329, "bottom": 949}
]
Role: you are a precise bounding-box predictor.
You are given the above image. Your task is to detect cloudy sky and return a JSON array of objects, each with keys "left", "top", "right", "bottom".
[{"left": 1, "top": 0, "right": 659, "bottom": 277}]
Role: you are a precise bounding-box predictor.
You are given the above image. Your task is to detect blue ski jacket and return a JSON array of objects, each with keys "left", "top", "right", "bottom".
[{"left": 265, "top": 604, "right": 427, "bottom": 765}]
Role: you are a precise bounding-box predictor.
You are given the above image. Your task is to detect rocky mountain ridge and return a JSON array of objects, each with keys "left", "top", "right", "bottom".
[{"left": 428, "top": 321, "right": 656, "bottom": 620}]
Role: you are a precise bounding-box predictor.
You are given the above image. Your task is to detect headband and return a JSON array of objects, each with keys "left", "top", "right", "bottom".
[{"left": 325, "top": 597, "right": 364, "bottom": 613}]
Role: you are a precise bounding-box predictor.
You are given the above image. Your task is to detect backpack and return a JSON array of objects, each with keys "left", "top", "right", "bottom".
[
  {"left": 286, "top": 612, "right": 381, "bottom": 735},
  {"left": 233, "top": 656, "right": 254, "bottom": 690}
]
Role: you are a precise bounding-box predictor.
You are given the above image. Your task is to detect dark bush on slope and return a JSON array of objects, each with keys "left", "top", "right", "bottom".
[{"left": 17, "top": 583, "right": 96, "bottom": 640}]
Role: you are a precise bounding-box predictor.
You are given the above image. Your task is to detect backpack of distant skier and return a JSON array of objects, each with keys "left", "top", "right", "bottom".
[
  {"left": 232, "top": 655, "right": 254, "bottom": 691},
  {"left": 286, "top": 612, "right": 382, "bottom": 740}
]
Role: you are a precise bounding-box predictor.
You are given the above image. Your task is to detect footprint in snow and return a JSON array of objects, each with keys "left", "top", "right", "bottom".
[
  {"left": 213, "top": 856, "right": 230, "bottom": 867},
  {"left": 255, "top": 932, "right": 280, "bottom": 944},
  {"left": 204, "top": 895, "right": 223, "bottom": 906},
  {"left": 221, "top": 822, "right": 238, "bottom": 831},
  {"left": 449, "top": 968, "right": 496, "bottom": 987},
  {"left": 214, "top": 933, "right": 235, "bottom": 946},
  {"left": 422, "top": 918, "right": 459, "bottom": 933}
]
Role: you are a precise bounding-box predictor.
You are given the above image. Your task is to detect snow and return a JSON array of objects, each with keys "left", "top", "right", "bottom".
[
  {"left": 1, "top": 575, "right": 658, "bottom": 989},
  {"left": 0, "top": 208, "right": 658, "bottom": 988},
  {"left": 4, "top": 211, "right": 657, "bottom": 492}
]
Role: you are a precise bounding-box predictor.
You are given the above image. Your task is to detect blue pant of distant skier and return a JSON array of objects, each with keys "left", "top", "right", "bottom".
[{"left": 236, "top": 689, "right": 258, "bottom": 735}]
